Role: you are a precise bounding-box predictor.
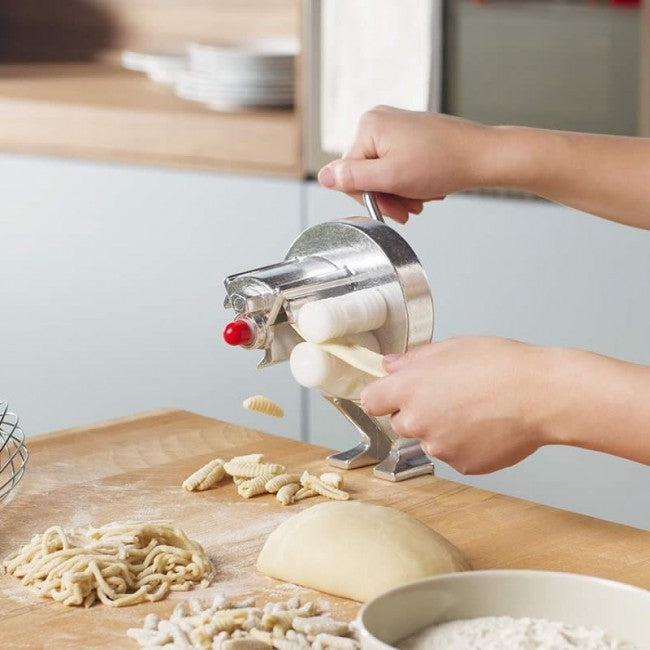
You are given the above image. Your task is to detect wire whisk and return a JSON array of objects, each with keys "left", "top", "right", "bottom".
[{"left": 0, "top": 402, "right": 29, "bottom": 502}]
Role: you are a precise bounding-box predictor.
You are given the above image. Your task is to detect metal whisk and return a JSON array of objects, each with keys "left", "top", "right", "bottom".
[{"left": 0, "top": 402, "right": 29, "bottom": 501}]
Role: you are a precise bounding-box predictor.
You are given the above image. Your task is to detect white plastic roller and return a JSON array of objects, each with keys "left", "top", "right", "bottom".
[
  {"left": 297, "top": 288, "right": 388, "bottom": 344},
  {"left": 290, "top": 332, "right": 381, "bottom": 399}
]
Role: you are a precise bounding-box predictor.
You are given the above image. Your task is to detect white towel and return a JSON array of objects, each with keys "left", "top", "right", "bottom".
[{"left": 320, "top": 0, "right": 442, "bottom": 156}]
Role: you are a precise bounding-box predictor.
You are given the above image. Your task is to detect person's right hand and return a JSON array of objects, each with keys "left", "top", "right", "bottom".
[{"left": 317, "top": 106, "right": 498, "bottom": 223}]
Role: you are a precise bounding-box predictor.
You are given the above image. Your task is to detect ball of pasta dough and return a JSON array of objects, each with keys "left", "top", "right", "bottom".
[{"left": 257, "top": 501, "right": 470, "bottom": 602}]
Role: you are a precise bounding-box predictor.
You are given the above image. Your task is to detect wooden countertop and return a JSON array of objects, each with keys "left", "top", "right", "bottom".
[
  {"left": 1, "top": 409, "right": 649, "bottom": 648},
  {"left": 0, "top": 63, "right": 302, "bottom": 177}
]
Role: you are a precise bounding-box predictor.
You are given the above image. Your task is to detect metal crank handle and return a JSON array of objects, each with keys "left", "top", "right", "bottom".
[
  {"left": 363, "top": 191, "right": 385, "bottom": 222},
  {"left": 363, "top": 191, "right": 447, "bottom": 222}
]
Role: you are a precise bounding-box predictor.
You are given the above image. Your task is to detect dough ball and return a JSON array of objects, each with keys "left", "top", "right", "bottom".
[{"left": 256, "top": 501, "right": 470, "bottom": 602}]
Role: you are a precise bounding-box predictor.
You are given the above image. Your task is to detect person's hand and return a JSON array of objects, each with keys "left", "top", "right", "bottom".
[
  {"left": 317, "top": 106, "right": 498, "bottom": 223},
  {"left": 360, "top": 336, "right": 558, "bottom": 474}
]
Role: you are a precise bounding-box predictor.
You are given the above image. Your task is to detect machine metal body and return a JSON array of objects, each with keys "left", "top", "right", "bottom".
[{"left": 223, "top": 193, "right": 435, "bottom": 481}]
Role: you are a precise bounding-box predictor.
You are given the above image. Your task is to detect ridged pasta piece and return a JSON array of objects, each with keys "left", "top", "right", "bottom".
[
  {"left": 224, "top": 461, "right": 285, "bottom": 478},
  {"left": 238, "top": 475, "right": 275, "bottom": 499},
  {"left": 222, "top": 639, "right": 272, "bottom": 650},
  {"left": 276, "top": 483, "right": 301, "bottom": 506},
  {"left": 202, "top": 612, "right": 249, "bottom": 634},
  {"left": 230, "top": 453, "right": 265, "bottom": 465},
  {"left": 312, "top": 634, "right": 359, "bottom": 650},
  {"left": 319, "top": 472, "right": 343, "bottom": 489},
  {"left": 272, "top": 639, "right": 304, "bottom": 650},
  {"left": 242, "top": 614, "right": 263, "bottom": 632},
  {"left": 285, "top": 630, "right": 310, "bottom": 646},
  {"left": 249, "top": 628, "right": 273, "bottom": 644},
  {"left": 293, "top": 486, "right": 317, "bottom": 502},
  {"left": 300, "top": 471, "right": 349, "bottom": 501},
  {"left": 265, "top": 474, "right": 302, "bottom": 494},
  {"left": 292, "top": 616, "right": 350, "bottom": 637},
  {"left": 182, "top": 459, "right": 226, "bottom": 492},
  {"left": 261, "top": 604, "right": 314, "bottom": 632},
  {"left": 242, "top": 395, "right": 285, "bottom": 418}
]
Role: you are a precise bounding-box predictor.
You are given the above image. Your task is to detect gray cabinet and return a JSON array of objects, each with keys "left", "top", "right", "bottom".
[
  {"left": 1, "top": 154, "right": 303, "bottom": 441},
  {"left": 305, "top": 182, "right": 650, "bottom": 529},
  {"left": 446, "top": 1, "right": 639, "bottom": 136}
]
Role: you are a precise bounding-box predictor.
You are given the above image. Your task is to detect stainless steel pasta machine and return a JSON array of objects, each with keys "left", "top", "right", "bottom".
[{"left": 222, "top": 192, "right": 435, "bottom": 481}]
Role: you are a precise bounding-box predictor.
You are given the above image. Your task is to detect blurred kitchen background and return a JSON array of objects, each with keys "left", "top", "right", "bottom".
[{"left": 1, "top": 0, "right": 649, "bottom": 528}]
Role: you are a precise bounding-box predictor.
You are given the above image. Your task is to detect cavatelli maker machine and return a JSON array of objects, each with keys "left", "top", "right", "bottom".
[{"left": 222, "top": 192, "right": 435, "bottom": 481}]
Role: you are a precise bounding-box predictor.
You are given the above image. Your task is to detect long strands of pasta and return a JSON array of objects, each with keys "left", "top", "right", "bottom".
[{"left": 2, "top": 521, "right": 212, "bottom": 607}]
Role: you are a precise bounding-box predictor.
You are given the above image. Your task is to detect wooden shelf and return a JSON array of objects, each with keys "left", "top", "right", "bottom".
[{"left": 0, "top": 62, "right": 303, "bottom": 177}]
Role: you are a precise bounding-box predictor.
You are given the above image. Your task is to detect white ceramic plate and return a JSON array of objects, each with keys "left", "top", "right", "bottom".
[
  {"left": 122, "top": 49, "right": 186, "bottom": 73},
  {"left": 357, "top": 570, "right": 650, "bottom": 649},
  {"left": 177, "top": 71, "right": 294, "bottom": 90},
  {"left": 175, "top": 72, "right": 294, "bottom": 104},
  {"left": 175, "top": 83, "right": 293, "bottom": 103},
  {"left": 187, "top": 37, "right": 298, "bottom": 65},
  {"left": 175, "top": 87, "right": 293, "bottom": 109}
]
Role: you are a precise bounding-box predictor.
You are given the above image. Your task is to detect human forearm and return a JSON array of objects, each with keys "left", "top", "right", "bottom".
[
  {"left": 543, "top": 347, "right": 650, "bottom": 464},
  {"left": 358, "top": 338, "right": 650, "bottom": 474},
  {"left": 319, "top": 107, "right": 650, "bottom": 228},
  {"left": 488, "top": 126, "right": 650, "bottom": 230}
]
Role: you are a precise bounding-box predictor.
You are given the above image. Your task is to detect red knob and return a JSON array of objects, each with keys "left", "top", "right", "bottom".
[{"left": 223, "top": 319, "right": 253, "bottom": 346}]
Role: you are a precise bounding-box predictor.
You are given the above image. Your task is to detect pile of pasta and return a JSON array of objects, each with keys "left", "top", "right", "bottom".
[
  {"left": 127, "top": 593, "right": 360, "bottom": 649},
  {"left": 182, "top": 453, "right": 350, "bottom": 505},
  {"left": 2, "top": 521, "right": 212, "bottom": 607}
]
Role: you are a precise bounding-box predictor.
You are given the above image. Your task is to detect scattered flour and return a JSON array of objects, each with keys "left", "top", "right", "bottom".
[{"left": 397, "top": 616, "right": 637, "bottom": 650}]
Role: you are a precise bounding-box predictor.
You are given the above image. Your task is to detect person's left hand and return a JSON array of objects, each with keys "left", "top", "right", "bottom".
[{"left": 360, "top": 336, "right": 558, "bottom": 474}]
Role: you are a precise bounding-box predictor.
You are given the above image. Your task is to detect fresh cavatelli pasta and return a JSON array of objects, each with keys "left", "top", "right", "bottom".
[
  {"left": 126, "top": 594, "right": 359, "bottom": 649},
  {"left": 242, "top": 395, "right": 284, "bottom": 418},
  {"left": 182, "top": 458, "right": 226, "bottom": 492}
]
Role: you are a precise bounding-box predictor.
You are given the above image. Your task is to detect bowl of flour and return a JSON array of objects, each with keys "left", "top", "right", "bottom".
[{"left": 356, "top": 570, "right": 649, "bottom": 649}]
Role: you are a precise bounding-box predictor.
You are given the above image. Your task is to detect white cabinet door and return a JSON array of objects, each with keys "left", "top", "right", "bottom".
[
  {"left": 1, "top": 154, "right": 303, "bottom": 441},
  {"left": 306, "top": 182, "right": 650, "bottom": 529}
]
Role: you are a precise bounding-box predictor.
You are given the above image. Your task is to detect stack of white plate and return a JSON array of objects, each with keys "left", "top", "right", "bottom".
[
  {"left": 121, "top": 37, "right": 297, "bottom": 111},
  {"left": 178, "top": 38, "right": 297, "bottom": 110}
]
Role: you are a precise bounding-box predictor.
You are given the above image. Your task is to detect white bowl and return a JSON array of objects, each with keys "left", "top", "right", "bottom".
[{"left": 357, "top": 570, "right": 650, "bottom": 649}]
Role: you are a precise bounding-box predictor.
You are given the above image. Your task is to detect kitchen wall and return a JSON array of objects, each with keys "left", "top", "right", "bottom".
[
  {"left": 445, "top": 1, "right": 640, "bottom": 135},
  {"left": 0, "top": 153, "right": 304, "bottom": 442}
]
